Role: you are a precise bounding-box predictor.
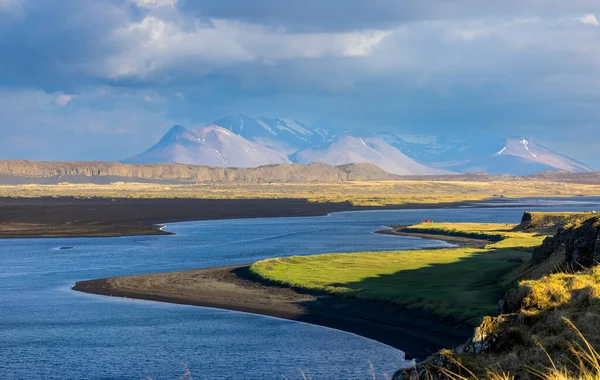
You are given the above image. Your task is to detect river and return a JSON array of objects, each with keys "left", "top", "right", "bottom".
[{"left": 1, "top": 198, "right": 600, "bottom": 379}]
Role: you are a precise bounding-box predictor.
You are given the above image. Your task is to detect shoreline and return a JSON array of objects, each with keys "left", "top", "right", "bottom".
[
  {"left": 377, "top": 226, "right": 492, "bottom": 248},
  {"left": 0, "top": 197, "right": 472, "bottom": 239},
  {"left": 72, "top": 264, "right": 473, "bottom": 360}
]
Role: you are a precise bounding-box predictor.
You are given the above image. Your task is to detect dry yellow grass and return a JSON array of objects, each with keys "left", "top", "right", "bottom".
[
  {"left": 426, "top": 267, "right": 600, "bottom": 379},
  {"left": 1, "top": 180, "right": 599, "bottom": 206},
  {"left": 427, "top": 319, "right": 600, "bottom": 380}
]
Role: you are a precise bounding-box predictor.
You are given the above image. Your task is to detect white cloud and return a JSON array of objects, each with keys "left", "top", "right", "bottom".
[
  {"left": 339, "top": 31, "right": 391, "bottom": 57},
  {"left": 134, "top": 0, "right": 177, "bottom": 9},
  {"left": 55, "top": 94, "right": 74, "bottom": 107},
  {"left": 105, "top": 16, "right": 391, "bottom": 79},
  {"left": 579, "top": 14, "right": 599, "bottom": 25},
  {"left": 96, "top": 5, "right": 600, "bottom": 91}
]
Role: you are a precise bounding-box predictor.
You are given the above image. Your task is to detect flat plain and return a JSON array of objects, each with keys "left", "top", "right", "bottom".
[{"left": 1, "top": 179, "right": 600, "bottom": 206}]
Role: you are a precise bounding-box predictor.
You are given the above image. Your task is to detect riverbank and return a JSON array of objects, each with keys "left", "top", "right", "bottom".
[
  {"left": 378, "top": 225, "right": 493, "bottom": 248},
  {"left": 72, "top": 264, "right": 473, "bottom": 360},
  {"left": 71, "top": 224, "right": 535, "bottom": 359},
  {"left": 249, "top": 222, "right": 542, "bottom": 323},
  {"left": 70, "top": 214, "right": 589, "bottom": 370},
  {"left": 0, "top": 196, "right": 471, "bottom": 238}
]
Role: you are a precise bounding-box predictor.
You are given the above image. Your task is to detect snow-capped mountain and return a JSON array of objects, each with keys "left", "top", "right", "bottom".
[
  {"left": 125, "top": 117, "right": 593, "bottom": 176},
  {"left": 213, "top": 116, "right": 328, "bottom": 154},
  {"left": 380, "top": 134, "right": 593, "bottom": 175},
  {"left": 290, "top": 135, "right": 452, "bottom": 175},
  {"left": 494, "top": 137, "right": 591, "bottom": 172},
  {"left": 124, "top": 125, "right": 290, "bottom": 167}
]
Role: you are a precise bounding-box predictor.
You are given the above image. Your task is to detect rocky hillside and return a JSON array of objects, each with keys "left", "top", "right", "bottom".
[
  {"left": 531, "top": 215, "right": 600, "bottom": 267},
  {"left": 0, "top": 160, "right": 400, "bottom": 184},
  {"left": 395, "top": 212, "right": 600, "bottom": 379}
]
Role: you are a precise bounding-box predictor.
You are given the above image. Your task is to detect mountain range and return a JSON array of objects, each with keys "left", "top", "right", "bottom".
[{"left": 124, "top": 116, "right": 593, "bottom": 176}]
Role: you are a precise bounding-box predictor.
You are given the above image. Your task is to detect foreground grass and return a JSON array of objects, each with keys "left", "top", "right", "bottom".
[
  {"left": 1, "top": 180, "right": 600, "bottom": 206},
  {"left": 424, "top": 267, "right": 600, "bottom": 379},
  {"left": 250, "top": 223, "right": 546, "bottom": 322}
]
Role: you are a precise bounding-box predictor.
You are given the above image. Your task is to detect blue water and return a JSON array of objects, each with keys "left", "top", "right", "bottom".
[{"left": 2, "top": 198, "right": 600, "bottom": 380}]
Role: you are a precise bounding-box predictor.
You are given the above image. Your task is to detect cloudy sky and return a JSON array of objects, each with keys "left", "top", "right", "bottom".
[{"left": 1, "top": 0, "right": 599, "bottom": 167}]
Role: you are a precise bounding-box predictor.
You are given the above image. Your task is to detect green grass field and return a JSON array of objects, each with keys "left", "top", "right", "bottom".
[{"left": 250, "top": 222, "right": 548, "bottom": 323}]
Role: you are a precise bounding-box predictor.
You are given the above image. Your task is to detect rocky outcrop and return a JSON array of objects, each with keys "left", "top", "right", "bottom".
[
  {"left": 565, "top": 217, "right": 600, "bottom": 268},
  {"left": 531, "top": 216, "right": 600, "bottom": 268},
  {"left": 393, "top": 315, "right": 523, "bottom": 379},
  {"left": 532, "top": 230, "right": 568, "bottom": 264},
  {"left": 515, "top": 211, "right": 593, "bottom": 234},
  {"left": 0, "top": 160, "right": 400, "bottom": 184}
]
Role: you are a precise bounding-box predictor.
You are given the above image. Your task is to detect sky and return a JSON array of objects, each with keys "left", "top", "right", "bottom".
[{"left": 0, "top": 0, "right": 599, "bottom": 167}]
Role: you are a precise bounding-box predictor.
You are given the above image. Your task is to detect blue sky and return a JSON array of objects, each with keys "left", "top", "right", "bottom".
[{"left": 1, "top": 0, "right": 599, "bottom": 168}]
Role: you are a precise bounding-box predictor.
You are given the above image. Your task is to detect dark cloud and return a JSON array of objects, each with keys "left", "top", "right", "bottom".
[
  {"left": 178, "top": 0, "right": 600, "bottom": 32},
  {"left": 0, "top": 0, "right": 128, "bottom": 90}
]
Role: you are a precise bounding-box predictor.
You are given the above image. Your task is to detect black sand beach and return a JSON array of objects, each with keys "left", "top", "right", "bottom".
[{"left": 73, "top": 264, "right": 473, "bottom": 360}]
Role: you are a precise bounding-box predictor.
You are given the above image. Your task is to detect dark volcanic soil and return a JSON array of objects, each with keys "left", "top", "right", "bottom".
[
  {"left": 0, "top": 197, "right": 360, "bottom": 238},
  {"left": 0, "top": 197, "right": 467, "bottom": 238},
  {"left": 72, "top": 265, "right": 473, "bottom": 360}
]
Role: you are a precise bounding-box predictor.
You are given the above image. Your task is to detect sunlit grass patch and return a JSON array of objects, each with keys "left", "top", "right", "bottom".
[{"left": 250, "top": 222, "right": 547, "bottom": 322}]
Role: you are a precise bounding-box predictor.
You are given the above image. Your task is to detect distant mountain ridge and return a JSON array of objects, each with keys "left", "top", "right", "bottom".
[
  {"left": 0, "top": 160, "right": 400, "bottom": 184},
  {"left": 124, "top": 116, "right": 593, "bottom": 176},
  {"left": 1, "top": 160, "right": 599, "bottom": 185}
]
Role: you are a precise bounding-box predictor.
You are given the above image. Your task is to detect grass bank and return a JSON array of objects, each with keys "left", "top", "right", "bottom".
[{"left": 250, "top": 222, "right": 547, "bottom": 322}]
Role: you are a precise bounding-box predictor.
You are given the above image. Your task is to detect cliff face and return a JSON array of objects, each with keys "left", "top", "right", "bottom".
[
  {"left": 565, "top": 217, "right": 600, "bottom": 268},
  {"left": 0, "top": 160, "right": 399, "bottom": 183},
  {"left": 532, "top": 216, "right": 600, "bottom": 267}
]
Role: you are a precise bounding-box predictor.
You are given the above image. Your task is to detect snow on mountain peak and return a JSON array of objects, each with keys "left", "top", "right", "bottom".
[
  {"left": 125, "top": 119, "right": 593, "bottom": 176},
  {"left": 124, "top": 124, "right": 289, "bottom": 167},
  {"left": 290, "top": 135, "right": 452, "bottom": 175},
  {"left": 212, "top": 115, "right": 328, "bottom": 154},
  {"left": 166, "top": 125, "right": 186, "bottom": 134},
  {"left": 197, "top": 124, "right": 234, "bottom": 137}
]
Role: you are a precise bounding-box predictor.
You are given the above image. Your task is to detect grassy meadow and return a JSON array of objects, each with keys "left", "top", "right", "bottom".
[
  {"left": 250, "top": 222, "right": 547, "bottom": 322},
  {"left": 1, "top": 179, "right": 600, "bottom": 206}
]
